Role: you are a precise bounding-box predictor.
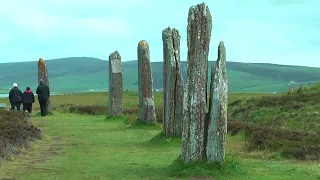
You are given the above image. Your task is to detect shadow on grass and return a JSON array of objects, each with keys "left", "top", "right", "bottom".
[
  {"left": 126, "top": 119, "right": 162, "bottom": 130},
  {"left": 166, "top": 155, "right": 245, "bottom": 179},
  {"left": 142, "top": 132, "right": 181, "bottom": 147},
  {"left": 33, "top": 111, "right": 54, "bottom": 117},
  {"left": 105, "top": 115, "right": 126, "bottom": 121}
]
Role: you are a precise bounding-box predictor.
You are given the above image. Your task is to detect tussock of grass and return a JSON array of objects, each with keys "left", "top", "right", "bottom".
[
  {"left": 0, "top": 111, "right": 41, "bottom": 159},
  {"left": 67, "top": 104, "right": 108, "bottom": 115},
  {"left": 167, "top": 155, "right": 244, "bottom": 178},
  {"left": 228, "top": 121, "right": 320, "bottom": 160}
]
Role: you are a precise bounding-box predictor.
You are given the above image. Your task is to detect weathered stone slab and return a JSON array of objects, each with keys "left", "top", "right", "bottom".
[
  {"left": 137, "top": 40, "right": 156, "bottom": 124},
  {"left": 109, "top": 51, "right": 123, "bottom": 116},
  {"left": 162, "top": 27, "right": 184, "bottom": 137},
  {"left": 38, "top": 58, "right": 50, "bottom": 112},
  {"left": 206, "top": 41, "right": 228, "bottom": 162},
  {"left": 182, "top": 3, "right": 212, "bottom": 162}
]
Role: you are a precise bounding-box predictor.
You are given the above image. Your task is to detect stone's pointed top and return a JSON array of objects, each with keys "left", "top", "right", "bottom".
[
  {"left": 172, "top": 28, "right": 181, "bottom": 38},
  {"left": 109, "top": 51, "right": 121, "bottom": 59},
  {"left": 217, "top": 41, "right": 226, "bottom": 61},
  {"left": 189, "top": 2, "right": 207, "bottom": 11},
  {"left": 218, "top": 41, "right": 225, "bottom": 48},
  {"left": 138, "top": 40, "right": 149, "bottom": 47},
  {"left": 163, "top": 27, "right": 171, "bottom": 33},
  {"left": 162, "top": 28, "right": 173, "bottom": 40},
  {"left": 188, "top": 3, "right": 211, "bottom": 22},
  {"left": 162, "top": 27, "right": 180, "bottom": 39},
  {"left": 38, "top": 58, "right": 46, "bottom": 66}
]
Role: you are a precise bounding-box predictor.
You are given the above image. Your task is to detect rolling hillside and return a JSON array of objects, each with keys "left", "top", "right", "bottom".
[{"left": 0, "top": 57, "right": 319, "bottom": 93}]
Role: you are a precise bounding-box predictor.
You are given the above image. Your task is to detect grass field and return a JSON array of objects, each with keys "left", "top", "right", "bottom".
[{"left": 0, "top": 91, "right": 319, "bottom": 179}]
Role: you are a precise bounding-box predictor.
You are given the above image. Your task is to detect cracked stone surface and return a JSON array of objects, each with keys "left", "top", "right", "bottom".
[
  {"left": 182, "top": 3, "right": 212, "bottom": 163},
  {"left": 137, "top": 40, "right": 156, "bottom": 124},
  {"left": 109, "top": 51, "right": 123, "bottom": 116},
  {"left": 162, "top": 27, "right": 184, "bottom": 137},
  {"left": 37, "top": 58, "right": 51, "bottom": 112}
]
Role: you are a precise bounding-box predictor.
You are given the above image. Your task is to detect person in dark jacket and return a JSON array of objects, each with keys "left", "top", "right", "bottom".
[
  {"left": 8, "top": 83, "right": 23, "bottom": 111},
  {"left": 36, "top": 79, "right": 50, "bottom": 116},
  {"left": 22, "top": 87, "right": 35, "bottom": 113}
]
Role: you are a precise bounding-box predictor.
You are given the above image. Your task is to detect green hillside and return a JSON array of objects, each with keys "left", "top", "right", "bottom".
[{"left": 0, "top": 57, "right": 319, "bottom": 93}]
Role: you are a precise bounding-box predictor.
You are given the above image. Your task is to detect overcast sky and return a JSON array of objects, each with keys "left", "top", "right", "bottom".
[{"left": 0, "top": 0, "right": 319, "bottom": 67}]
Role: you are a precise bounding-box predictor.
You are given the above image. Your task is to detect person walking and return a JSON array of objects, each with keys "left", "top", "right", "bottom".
[
  {"left": 22, "top": 86, "right": 35, "bottom": 113},
  {"left": 36, "top": 79, "right": 50, "bottom": 117},
  {"left": 8, "top": 83, "right": 23, "bottom": 111}
]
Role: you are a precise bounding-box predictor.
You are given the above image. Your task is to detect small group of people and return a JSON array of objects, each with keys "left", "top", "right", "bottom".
[{"left": 8, "top": 79, "right": 50, "bottom": 117}]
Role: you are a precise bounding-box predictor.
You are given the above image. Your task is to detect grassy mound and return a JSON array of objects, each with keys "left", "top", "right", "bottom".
[
  {"left": 227, "top": 84, "right": 320, "bottom": 160},
  {"left": 167, "top": 155, "right": 244, "bottom": 178},
  {"left": 0, "top": 111, "right": 41, "bottom": 159},
  {"left": 228, "top": 121, "right": 320, "bottom": 160},
  {"left": 228, "top": 84, "right": 320, "bottom": 132}
]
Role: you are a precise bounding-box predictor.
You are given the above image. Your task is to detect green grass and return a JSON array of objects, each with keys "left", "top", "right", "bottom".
[
  {"left": 228, "top": 85, "right": 320, "bottom": 132},
  {"left": 1, "top": 57, "right": 320, "bottom": 93},
  {"left": 0, "top": 90, "right": 320, "bottom": 179},
  {"left": 0, "top": 114, "right": 320, "bottom": 180},
  {"left": 0, "top": 113, "right": 319, "bottom": 180}
]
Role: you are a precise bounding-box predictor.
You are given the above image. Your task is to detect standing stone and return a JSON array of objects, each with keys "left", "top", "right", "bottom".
[
  {"left": 206, "top": 41, "right": 228, "bottom": 162},
  {"left": 162, "top": 27, "right": 184, "bottom": 137},
  {"left": 288, "top": 85, "right": 294, "bottom": 94},
  {"left": 298, "top": 83, "right": 305, "bottom": 92},
  {"left": 109, "top": 51, "right": 123, "bottom": 116},
  {"left": 37, "top": 58, "right": 50, "bottom": 113},
  {"left": 137, "top": 40, "right": 156, "bottom": 124},
  {"left": 182, "top": 3, "right": 212, "bottom": 162}
]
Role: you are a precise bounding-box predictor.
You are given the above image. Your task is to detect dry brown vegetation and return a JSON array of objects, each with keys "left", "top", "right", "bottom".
[
  {"left": 0, "top": 111, "right": 41, "bottom": 159},
  {"left": 228, "top": 121, "right": 320, "bottom": 160}
]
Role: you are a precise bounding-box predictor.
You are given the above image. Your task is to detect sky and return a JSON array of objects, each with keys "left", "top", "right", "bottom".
[{"left": 0, "top": 0, "right": 319, "bottom": 67}]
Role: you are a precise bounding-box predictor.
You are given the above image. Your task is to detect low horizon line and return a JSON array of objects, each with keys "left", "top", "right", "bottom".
[{"left": 0, "top": 56, "right": 318, "bottom": 68}]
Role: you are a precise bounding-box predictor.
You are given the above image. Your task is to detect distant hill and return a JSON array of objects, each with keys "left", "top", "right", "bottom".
[{"left": 0, "top": 57, "right": 319, "bottom": 93}]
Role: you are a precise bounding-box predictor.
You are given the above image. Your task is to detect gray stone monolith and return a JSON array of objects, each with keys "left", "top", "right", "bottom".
[
  {"left": 162, "top": 27, "right": 184, "bottom": 137},
  {"left": 109, "top": 51, "right": 123, "bottom": 116},
  {"left": 182, "top": 3, "right": 212, "bottom": 163},
  {"left": 137, "top": 40, "right": 156, "bottom": 124},
  {"left": 206, "top": 41, "right": 228, "bottom": 162}
]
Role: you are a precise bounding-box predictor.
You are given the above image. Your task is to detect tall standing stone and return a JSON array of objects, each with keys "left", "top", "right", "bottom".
[
  {"left": 162, "top": 27, "right": 184, "bottom": 137},
  {"left": 137, "top": 40, "right": 156, "bottom": 124},
  {"left": 182, "top": 3, "right": 212, "bottom": 162},
  {"left": 37, "top": 58, "right": 50, "bottom": 113},
  {"left": 109, "top": 51, "right": 123, "bottom": 116},
  {"left": 206, "top": 41, "right": 228, "bottom": 162}
]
